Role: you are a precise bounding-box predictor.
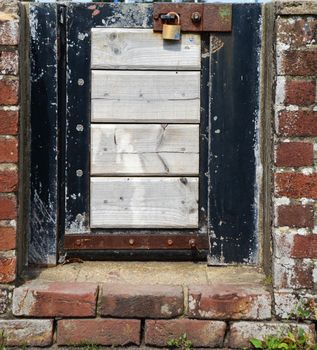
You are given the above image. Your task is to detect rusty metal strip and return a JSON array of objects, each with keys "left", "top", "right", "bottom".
[
  {"left": 153, "top": 4, "right": 232, "bottom": 33},
  {"left": 65, "top": 234, "right": 209, "bottom": 250}
]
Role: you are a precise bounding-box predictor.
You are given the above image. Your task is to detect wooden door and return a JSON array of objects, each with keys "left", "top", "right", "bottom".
[{"left": 28, "top": 3, "right": 263, "bottom": 265}]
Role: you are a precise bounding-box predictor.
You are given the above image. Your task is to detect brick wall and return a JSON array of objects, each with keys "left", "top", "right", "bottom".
[
  {"left": 0, "top": 1, "right": 19, "bottom": 290},
  {"left": 273, "top": 3, "right": 317, "bottom": 319}
]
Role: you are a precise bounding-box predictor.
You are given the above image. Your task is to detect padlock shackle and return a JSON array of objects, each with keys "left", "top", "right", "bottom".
[{"left": 166, "top": 11, "right": 180, "bottom": 25}]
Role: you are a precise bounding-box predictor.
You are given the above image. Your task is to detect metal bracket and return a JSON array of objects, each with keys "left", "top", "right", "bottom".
[{"left": 153, "top": 3, "right": 232, "bottom": 33}]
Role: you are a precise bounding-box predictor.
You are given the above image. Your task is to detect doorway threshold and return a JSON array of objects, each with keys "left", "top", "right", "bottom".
[{"left": 22, "top": 261, "right": 265, "bottom": 286}]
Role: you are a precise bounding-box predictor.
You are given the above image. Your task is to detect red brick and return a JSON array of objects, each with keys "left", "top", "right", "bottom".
[
  {"left": 0, "top": 78, "right": 18, "bottom": 105},
  {"left": 0, "top": 18, "right": 19, "bottom": 45},
  {"left": 0, "top": 110, "right": 18, "bottom": 135},
  {"left": 57, "top": 319, "right": 141, "bottom": 346},
  {"left": 292, "top": 234, "right": 317, "bottom": 258},
  {"left": 0, "top": 257, "right": 16, "bottom": 283},
  {"left": 12, "top": 282, "right": 98, "bottom": 317},
  {"left": 0, "top": 227, "right": 15, "bottom": 250},
  {"left": 0, "top": 51, "right": 18, "bottom": 75},
  {"left": 0, "top": 138, "right": 17, "bottom": 163},
  {"left": 275, "top": 173, "right": 317, "bottom": 199},
  {"left": 277, "top": 205, "right": 314, "bottom": 228},
  {"left": 99, "top": 284, "right": 183, "bottom": 318},
  {"left": 0, "top": 169, "right": 17, "bottom": 192},
  {"left": 145, "top": 319, "right": 226, "bottom": 348},
  {"left": 0, "top": 195, "right": 16, "bottom": 219},
  {"left": 277, "top": 17, "right": 317, "bottom": 49},
  {"left": 285, "top": 80, "right": 316, "bottom": 106},
  {"left": 188, "top": 284, "right": 271, "bottom": 320},
  {"left": 0, "top": 320, "right": 53, "bottom": 347},
  {"left": 279, "top": 50, "right": 317, "bottom": 76},
  {"left": 275, "top": 142, "right": 313, "bottom": 167},
  {"left": 229, "top": 322, "right": 315, "bottom": 349},
  {"left": 278, "top": 111, "right": 317, "bottom": 136}
]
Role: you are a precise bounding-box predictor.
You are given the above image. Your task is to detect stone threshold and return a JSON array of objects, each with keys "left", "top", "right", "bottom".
[{"left": 22, "top": 261, "right": 266, "bottom": 285}]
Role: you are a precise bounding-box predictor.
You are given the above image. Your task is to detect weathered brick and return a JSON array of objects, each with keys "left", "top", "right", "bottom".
[
  {"left": 278, "top": 111, "right": 317, "bottom": 137},
  {"left": 188, "top": 284, "right": 271, "bottom": 320},
  {"left": 0, "top": 51, "right": 18, "bottom": 75},
  {"left": 145, "top": 319, "right": 226, "bottom": 348},
  {"left": 0, "top": 319, "right": 53, "bottom": 347},
  {"left": 0, "top": 137, "right": 18, "bottom": 162},
  {"left": 274, "top": 291, "right": 299, "bottom": 319},
  {"left": 276, "top": 2, "right": 317, "bottom": 15},
  {"left": 275, "top": 173, "right": 317, "bottom": 199},
  {"left": 57, "top": 319, "right": 141, "bottom": 346},
  {"left": 284, "top": 80, "right": 316, "bottom": 106},
  {"left": 0, "top": 110, "right": 18, "bottom": 135},
  {"left": 277, "top": 205, "right": 314, "bottom": 228},
  {"left": 0, "top": 2, "right": 19, "bottom": 14},
  {"left": 277, "top": 17, "right": 317, "bottom": 49},
  {"left": 0, "top": 78, "right": 18, "bottom": 105},
  {"left": 273, "top": 230, "right": 295, "bottom": 259},
  {"left": 13, "top": 282, "right": 98, "bottom": 317},
  {"left": 229, "top": 322, "right": 315, "bottom": 348},
  {"left": 99, "top": 284, "right": 183, "bottom": 318},
  {"left": 274, "top": 259, "right": 313, "bottom": 289},
  {"left": 275, "top": 291, "right": 317, "bottom": 320},
  {"left": 279, "top": 50, "right": 317, "bottom": 76},
  {"left": 0, "top": 289, "right": 12, "bottom": 314},
  {"left": 0, "top": 227, "right": 15, "bottom": 250},
  {"left": 0, "top": 195, "right": 16, "bottom": 219},
  {"left": 275, "top": 142, "right": 313, "bottom": 167},
  {"left": 0, "top": 257, "right": 16, "bottom": 283},
  {"left": 0, "top": 169, "right": 17, "bottom": 192},
  {"left": 292, "top": 234, "right": 317, "bottom": 258},
  {"left": 0, "top": 16, "right": 19, "bottom": 45}
]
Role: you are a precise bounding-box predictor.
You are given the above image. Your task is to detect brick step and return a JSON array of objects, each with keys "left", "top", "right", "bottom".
[{"left": 13, "top": 281, "right": 271, "bottom": 319}]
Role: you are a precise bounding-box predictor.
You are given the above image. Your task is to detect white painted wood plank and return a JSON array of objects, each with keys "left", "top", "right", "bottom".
[
  {"left": 90, "top": 177, "right": 199, "bottom": 228},
  {"left": 91, "top": 124, "right": 199, "bottom": 175},
  {"left": 91, "top": 71, "right": 200, "bottom": 123},
  {"left": 91, "top": 28, "right": 201, "bottom": 70}
]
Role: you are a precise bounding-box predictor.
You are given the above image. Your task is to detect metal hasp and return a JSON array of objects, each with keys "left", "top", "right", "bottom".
[{"left": 153, "top": 3, "right": 232, "bottom": 33}]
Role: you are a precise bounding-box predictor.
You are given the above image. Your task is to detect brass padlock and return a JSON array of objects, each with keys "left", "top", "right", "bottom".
[{"left": 162, "top": 12, "right": 181, "bottom": 41}]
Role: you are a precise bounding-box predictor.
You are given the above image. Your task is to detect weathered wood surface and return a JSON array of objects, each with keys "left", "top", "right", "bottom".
[
  {"left": 91, "top": 124, "right": 199, "bottom": 175},
  {"left": 29, "top": 3, "right": 58, "bottom": 265},
  {"left": 91, "top": 28, "right": 201, "bottom": 70},
  {"left": 91, "top": 71, "right": 200, "bottom": 123},
  {"left": 90, "top": 177, "right": 199, "bottom": 228}
]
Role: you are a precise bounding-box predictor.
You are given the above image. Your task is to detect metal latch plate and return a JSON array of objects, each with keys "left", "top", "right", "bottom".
[{"left": 153, "top": 3, "right": 232, "bottom": 33}]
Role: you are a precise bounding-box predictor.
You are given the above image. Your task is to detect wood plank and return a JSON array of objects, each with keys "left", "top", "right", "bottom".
[
  {"left": 29, "top": 3, "right": 58, "bottom": 265},
  {"left": 91, "top": 71, "right": 200, "bottom": 123},
  {"left": 91, "top": 28, "right": 201, "bottom": 70},
  {"left": 90, "top": 177, "right": 199, "bottom": 228},
  {"left": 91, "top": 124, "right": 199, "bottom": 175}
]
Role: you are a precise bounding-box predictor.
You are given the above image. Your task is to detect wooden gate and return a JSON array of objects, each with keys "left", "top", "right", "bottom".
[{"left": 28, "top": 3, "right": 263, "bottom": 265}]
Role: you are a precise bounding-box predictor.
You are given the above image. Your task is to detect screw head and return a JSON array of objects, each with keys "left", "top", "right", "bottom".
[
  {"left": 167, "top": 239, "right": 173, "bottom": 246},
  {"left": 191, "top": 12, "right": 201, "bottom": 23}
]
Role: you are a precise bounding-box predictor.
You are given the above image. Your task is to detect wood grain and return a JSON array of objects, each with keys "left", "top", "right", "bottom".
[
  {"left": 91, "top": 124, "right": 199, "bottom": 175},
  {"left": 91, "top": 28, "right": 201, "bottom": 70},
  {"left": 90, "top": 177, "right": 199, "bottom": 228},
  {"left": 91, "top": 70, "right": 200, "bottom": 123}
]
